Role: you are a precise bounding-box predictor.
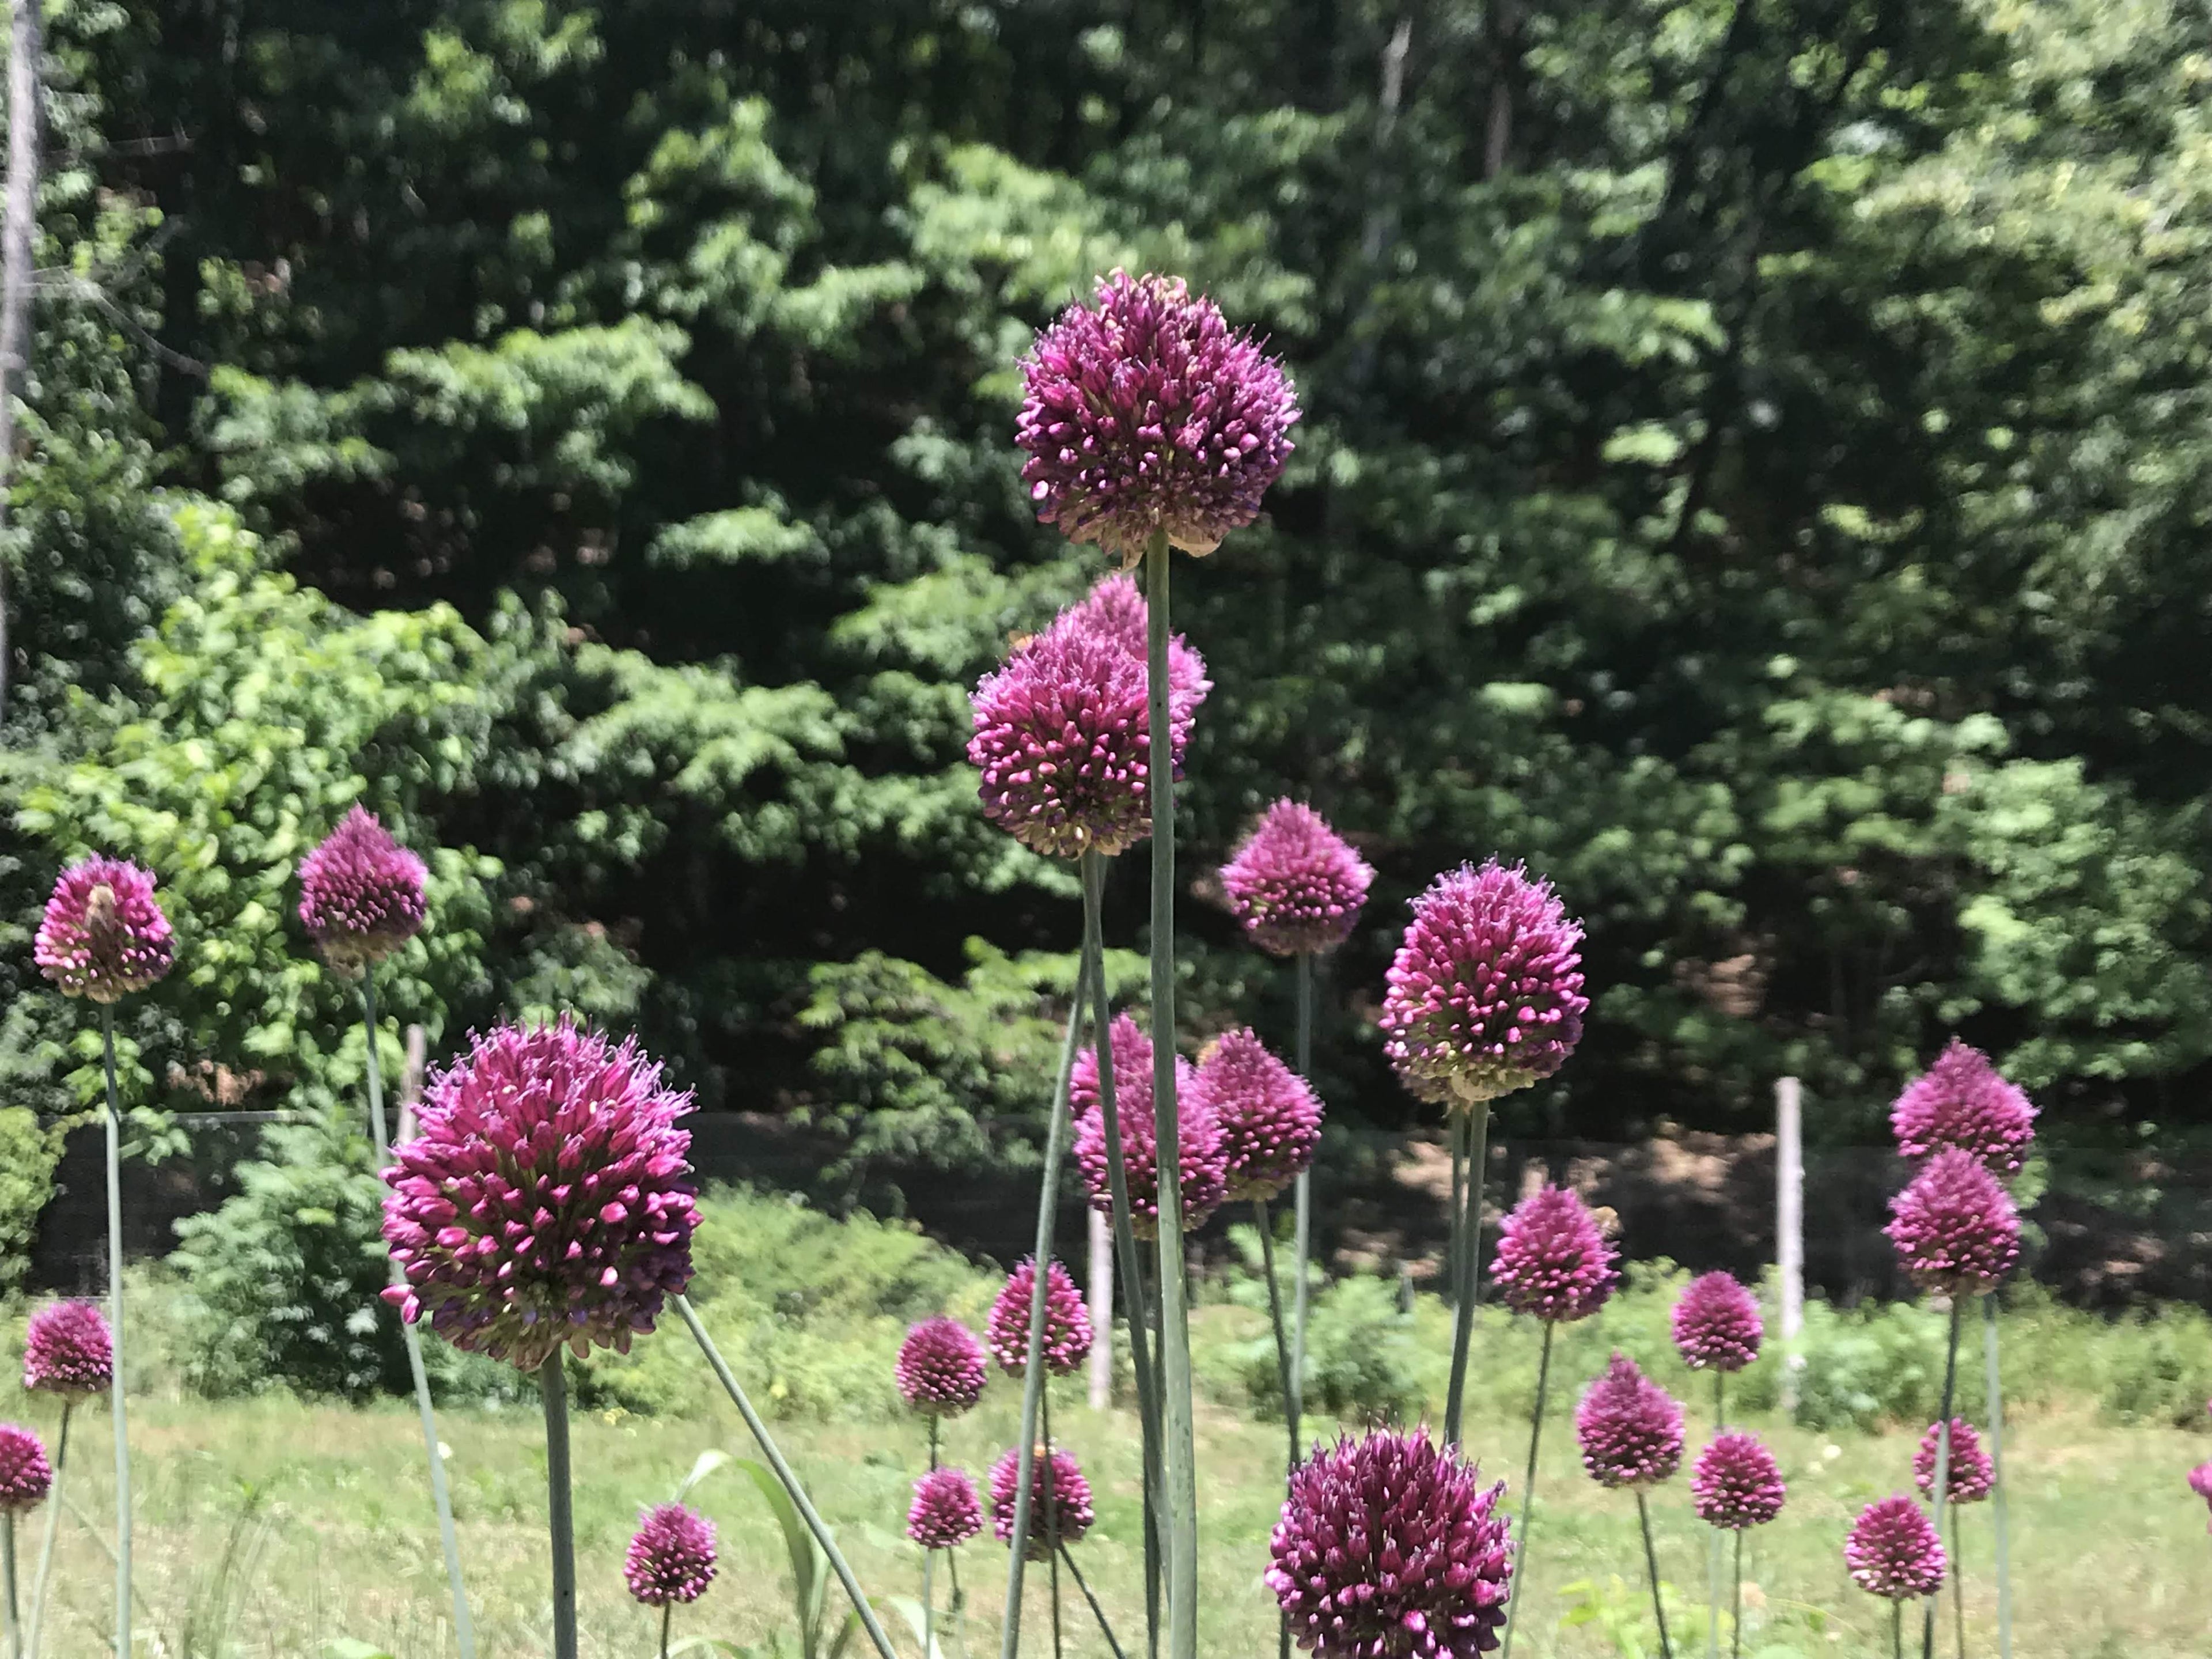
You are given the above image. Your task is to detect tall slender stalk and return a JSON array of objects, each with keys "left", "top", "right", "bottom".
[
  {"left": 677, "top": 1297, "right": 899, "bottom": 1659},
  {"left": 96, "top": 1007, "right": 130, "bottom": 1659},
  {"left": 5, "top": 1510, "right": 19, "bottom": 1659},
  {"left": 360, "top": 978, "right": 476, "bottom": 1659},
  {"left": 1043, "top": 1388, "right": 1063, "bottom": 1659},
  {"left": 1059, "top": 1544, "right": 1126, "bottom": 1659},
  {"left": 1730, "top": 1529, "right": 1742, "bottom": 1659},
  {"left": 540, "top": 1350, "right": 577, "bottom": 1659},
  {"left": 1948, "top": 1512, "right": 1964, "bottom": 1659},
  {"left": 1707, "top": 1371, "right": 1725, "bottom": 1659},
  {"left": 1636, "top": 1490, "right": 1674, "bottom": 1659},
  {"left": 1982, "top": 1296, "right": 2010, "bottom": 1659},
  {"left": 1892, "top": 1601, "right": 1903, "bottom": 1659},
  {"left": 661, "top": 1603, "right": 673, "bottom": 1659},
  {"left": 1497, "top": 1320, "right": 1555, "bottom": 1659},
  {"left": 1256, "top": 1198, "right": 1296, "bottom": 1659},
  {"left": 22, "top": 1400, "right": 66, "bottom": 1659},
  {"left": 1142, "top": 528, "right": 1198, "bottom": 1659},
  {"left": 1289, "top": 952, "right": 1313, "bottom": 1460},
  {"left": 1443, "top": 1103, "right": 1491, "bottom": 1445},
  {"left": 924, "top": 1419, "right": 940, "bottom": 1659},
  {"left": 1921, "top": 1301, "right": 1963, "bottom": 1659}
]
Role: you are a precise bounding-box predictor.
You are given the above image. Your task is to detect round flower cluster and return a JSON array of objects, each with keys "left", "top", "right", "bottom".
[
  {"left": 1015, "top": 268, "right": 1300, "bottom": 564},
  {"left": 2190, "top": 1461, "right": 2212, "bottom": 1532},
  {"left": 297, "top": 805, "right": 430, "bottom": 975},
  {"left": 624, "top": 1502, "right": 717, "bottom": 1607},
  {"left": 1884, "top": 1149, "right": 2021, "bottom": 1297},
  {"left": 985, "top": 1258, "right": 1093, "bottom": 1378},
  {"left": 1575, "top": 1353, "right": 1684, "bottom": 1490},
  {"left": 34, "top": 857, "right": 175, "bottom": 1003},
  {"left": 908, "top": 1467, "right": 985, "bottom": 1550},
  {"left": 990, "top": 1445, "right": 1094, "bottom": 1560},
  {"left": 1671, "top": 1272, "right": 1763, "bottom": 1372},
  {"left": 380, "top": 1018, "right": 700, "bottom": 1372},
  {"left": 0, "top": 1425, "right": 52, "bottom": 1515},
  {"left": 1911, "top": 1419, "right": 1994, "bottom": 1505},
  {"left": 896, "top": 1316, "right": 989, "bottom": 1418},
  {"left": 1490, "top": 1184, "right": 1619, "bottom": 1324},
  {"left": 1063, "top": 573, "right": 1212, "bottom": 756},
  {"left": 1070, "top": 1020, "right": 1224, "bottom": 1238},
  {"left": 1069, "top": 1011, "right": 1152, "bottom": 1122},
  {"left": 1188, "top": 1027, "right": 1322, "bottom": 1205},
  {"left": 1690, "top": 1433, "right": 1786, "bottom": 1531},
  {"left": 1378, "top": 861, "right": 1588, "bottom": 1109},
  {"left": 1265, "top": 1428, "right": 1514, "bottom": 1659},
  {"left": 1844, "top": 1496, "right": 1946, "bottom": 1600},
  {"left": 1890, "top": 1040, "right": 2037, "bottom": 1176},
  {"left": 1218, "top": 800, "right": 1374, "bottom": 957},
  {"left": 22, "top": 1301, "right": 113, "bottom": 1400}
]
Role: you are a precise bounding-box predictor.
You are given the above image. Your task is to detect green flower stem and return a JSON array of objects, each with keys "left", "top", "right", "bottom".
[
  {"left": 1143, "top": 527, "right": 1198, "bottom": 1659},
  {"left": 1443, "top": 1103, "right": 1491, "bottom": 1446},
  {"left": 1983, "top": 1296, "right": 2010, "bottom": 1659},
  {"left": 1043, "top": 1387, "right": 1063, "bottom": 1659},
  {"left": 361, "top": 977, "right": 476, "bottom": 1659},
  {"left": 1289, "top": 952, "right": 1313, "bottom": 1459},
  {"left": 924, "top": 1418, "right": 940, "bottom": 1659},
  {"left": 1708, "top": 1371, "right": 1725, "bottom": 1659},
  {"left": 1922, "top": 1300, "right": 1963, "bottom": 1659},
  {"left": 1892, "top": 1600, "right": 1903, "bottom": 1659},
  {"left": 678, "top": 1295, "right": 899, "bottom": 1659},
  {"left": 1060, "top": 1544, "right": 1126, "bottom": 1659},
  {"left": 1949, "top": 1512, "right": 1964, "bottom": 1659},
  {"left": 1497, "top": 1320, "right": 1554, "bottom": 1659},
  {"left": 1636, "top": 1488, "right": 1674, "bottom": 1659},
  {"left": 661, "top": 1602, "right": 674, "bottom": 1659},
  {"left": 6, "top": 1510, "right": 19, "bottom": 1659},
  {"left": 97, "top": 1007, "right": 130, "bottom": 1659},
  {"left": 540, "top": 1350, "right": 577, "bottom": 1659},
  {"left": 1255, "top": 1200, "right": 1297, "bottom": 1476},
  {"left": 1730, "top": 1530, "right": 1743, "bottom": 1659},
  {"left": 23, "top": 1400, "right": 69, "bottom": 1659}
]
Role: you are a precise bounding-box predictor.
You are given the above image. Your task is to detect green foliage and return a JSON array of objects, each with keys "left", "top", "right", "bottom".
[
  {"left": 1214, "top": 1222, "right": 1427, "bottom": 1426},
  {"left": 671, "top": 1454, "right": 866, "bottom": 1659},
  {"left": 0, "top": 1107, "right": 62, "bottom": 1290}
]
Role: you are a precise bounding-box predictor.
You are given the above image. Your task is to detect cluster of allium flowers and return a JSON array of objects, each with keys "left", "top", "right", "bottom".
[
  {"left": 22, "top": 1301, "right": 113, "bottom": 1400},
  {"left": 2190, "top": 1461, "right": 2212, "bottom": 1532},
  {"left": 1884, "top": 1149, "right": 2021, "bottom": 1297},
  {"left": 1844, "top": 1496, "right": 1946, "bottom": 1600},
  {"left": 1490, "top": 1184, "right": 1619, "bottom": 1324},
  {"left": 0, "top": 1425, "right": 51, "bottom": 1514},
  {"left": 1575, "top": 1354, "right": 1685, "bottom": 1490},
  {"left": 990, "top": 1445, "right": 1094, "bottom": 1560},
  {"left": 1377, "top": 861, "right": 1588, "bottom": 1109},
  {"left": 380, "top": 1018, "right": 700, "bottom": 1372},
  {"left": 1691, "top": 1433, "right": 1786, "bottom": 1531},
  {"left": 985, "top": 1257, "right": 1093, "bottom": 1377},
  {"left": 1912, "top": 1419, "right": 1994, "bottom": 1505},
  {"left": 1188, "top": 1027, "right": 1322, "bottom": 1203},
  {"left": 1671, "top": 1271, "right": 1763, "bottom": 1372},
  {"left": 1266, "top": 1429, "right": 1513, "bottom": 1659},
  {"left": 908, "top": 1467, "right": 985, "bottom": 1550},
  {"left": 34, "top": 857, "right": 175, "bottom": 1003},
  {"left": 896, "top": 1316, "right": 989, "bottom": 1418},
  {"left": 1074, "top": 1078, "right": 1224, "bottom": 1240},
  {"left": 297, "top": 806, "right": 430, "bottom": 975},
  {"left": 624, "top": 1502, "right": 717, "bottom": 1607},
  {"left": 1015, "top": 268, "right": 1300, "bottom": 564},
  {"left": 1218, "top": 800, "right": 1374, "bottom": 957},
  {"left": 1890, "top": 1039, "right": 2037, "bottom": 1177},
  {"left": 1064, "top": 573, "right": 1212, "bottom": 753}
]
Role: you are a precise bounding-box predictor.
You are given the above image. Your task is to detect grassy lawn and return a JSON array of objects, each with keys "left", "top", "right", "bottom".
[{"left": 10, "top": 1317, "right": 2207, "bottom": 1659}]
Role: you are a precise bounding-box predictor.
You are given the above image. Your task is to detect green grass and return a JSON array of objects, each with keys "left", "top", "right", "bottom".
[{"left": 9, "top": 1300, "right": 2209, "bottom": 1659}]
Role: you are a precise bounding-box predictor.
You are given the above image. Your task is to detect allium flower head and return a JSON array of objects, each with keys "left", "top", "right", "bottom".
[
  {"left": 1063, "top": 573, "right": 1212, "bottom": 750},
  {"left": 1266, "top": 1428, "right": 1514, "bottom": 1659},
  {"left": 1691, "top": 1433, "right": 1786, "bottom": 1530},
  {"left": 990, "top": 1444, "right": 1095, "bottom": 1560},
  {"left": 1671, "top": 1272, "right": 1763, "bottom": 1372},
  {"left": 896, "top": 1316, "right": 989, "bottom": 1418},
  {"left": 0, "top": 1426, "right": 51, "bottom": 1514},
  {"left": 380, "top": 1017, "right": 700, "bottom": 1372},
  {"left": 985, "top": 1257, "right": 1093, "bottom": 1377},
  {"left": 1073, "top": 1070, "right": 1225, "bottom": 1240},
  {"left": 908, "top": 1467, "right": 985, "bottom": 1550},
  {"left": 1188, "top": 1027, "right": 1323, "bottom": 1204},
  {"left": 1890, "top": 1040, "right": 2037, "bottom": 1176},
  {"left": 297, "top": 806, "right": 430, "bottom": 975},
  {"left": 34, "top": 857, "right": 175, "bottom": 1003},
  {"left": 624, "top": 1502, "right": 717, "bottom": 1607},
  {"left": 1490, "top": 1185, "right": 1618, "bottom": 1324},
  {"left": 1378, "top": 861, "right": 1588, "bottom": 1110},
  {"left": 1884, "top": 1149, "right": 2021, "bottom": 1297},
  {"left": 1575, "top": 1353, "right": 1685, "bottom": 1490},
  {"left": 1912, "top": 1419, "right": 1994, "bottom": 1505},
  {"left": 22, "top": 1301, "right": 113, "bottom": 1400},
  {"left": 1219, "top": 801, "right": 1375, "bottom": 957},
  {"left": 2190, "top": 1461, "right": 2212, "bottom": 1532},
  {"left": 1844, "top": 1496, "right": 1946, "bottom": 1600},
  {"left": 1016, "top": 269, "right": 1299, "bottom": 563},
  {"left": 1069, "top": 1012, "right": 1152, "bottom": 1122}
]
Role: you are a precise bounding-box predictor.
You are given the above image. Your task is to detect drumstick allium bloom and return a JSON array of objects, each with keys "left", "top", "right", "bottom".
[
  {"left": 1890, "top": 1039, "right": 2037, "bottom": 1176},
  {"left": 1912, "top": 1419, "right": 1994, "bottom": 1505},
  {"left": 624, "top": 1502, "right": 717, "bottom": 1607},
  {"left": 1690, "top": 1433, "right": 1786, "bottom": 1530},
  {"left": 1188, "top": 1027, "right": 1323, "bottom": 1205},
  {"left": 908, "top": 1467, "right": 985, "bottom": 1549},
  {"left": 297, "top": 805, "right": 429, "bottom": 975},
  {"left": 990, "top": 1445, "right": 1094, "bottom": 1559},
  {"left": 896, "top": 1317, "right": 989, "bottom": 1418},
  {"left": 1671, "top": 1271, "right": 1763, "bottom": 1373},
  {"left": 22, "top": 1301, "right": 113, "bottom": 1400},
  {"left": 985, "top": 1258, "right": 1093, "bottom": 1377},
  {"left": 34, "top": 857, "right": 174, "bottom": 1003},
  {"left": 1845, "top": 1496, "right": 1946, "bottom": 1600},
  {"left": 1218, "top": 801, "right": 1374, "bottom": 957},
  {"left": 1490, "top": 1185, "right": 1619, "bottom": 1324},
  {"left": 1884, "top": 1149, "right": 2021, "bottom": 1296},
  {"left": 1575, "top": 1353, "right": 1685, "bottom": 1490},
  {"left": 0, "top": 1425, "right": 52, "bottom": 1514}
]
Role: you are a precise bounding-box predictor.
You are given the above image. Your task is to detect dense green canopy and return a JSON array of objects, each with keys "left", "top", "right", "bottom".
[{"left": 5, "top": 0, "right": 2208, "bottom": 1174}]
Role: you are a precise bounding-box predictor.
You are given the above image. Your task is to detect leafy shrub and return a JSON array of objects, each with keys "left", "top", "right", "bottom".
[
  {"left": 2089, "top": 1302, "right": 2212, "bottom": 1426},
  {"left": 0, "top": 1105, "right": 62, "bottom": 1291}
]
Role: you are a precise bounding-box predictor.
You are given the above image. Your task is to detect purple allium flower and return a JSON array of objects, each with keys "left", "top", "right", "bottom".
[
  {"left": 908, "top": 1467, "right": 985, "bottom": 1550},
  {"left": 1015, "top": 269, "right": 1300, "bottom": 564},
  {"left": 33, "top": 857, "right": 175, "bottom": 1004},
  {"left": 0, "top": 1426, "right": 51, "bottom": 1514},
  {"left": 1690, "top": 1433, "right": 1786, "bottom": 1530},
  {"left": 896, "top": 1316, "right": 989, "bottom": 1418},
  {"left": 1844, "top": 1496, "right": 1946, "bottom": 1600},
  {"left": 1490, "top": 1185, "right": 1619, "bottom": 1324},
  {"left": 2190, "top": 1461, "right": 2212, "bottom": 1532},
  {"left": 297, "top": 805, "right": 430, "bottom": 976},
  {"left": 624, "top": 1502, "right": 717, "bottom": 1607},
  {"left": 990, "top": 1444, "right": 1095, "bottom": 1560},
  {"left": 1073, "top": 1073, "right": 1225, "bottom": 1240},
  {"left": 1575, "top": 1353, "right": 1685, "bottom": 1490},
  {"left": 1884, "top": 1149, "right": 2021, "bottom": 1297},
  {"left": 379, "top": 1017, "right": 700, "bottom": 1372},
  {"left": 1671, "top": 1272, "right": 1764, "bottom": 1373},
  {"left": 1890, "top": 1039, "right": 2037, "bottom": 1177},
  {"left": 1912, "top": 1419, "right": 1994, "bottom": 1505},
  {"left": 1069, "top": 1012, "right": 1152, "bottom": 1122},
  {"left": 1266, "top": 1428, "right": 1514, "bottom": 1659},
  {"left": 984, "top": 1257, "right": 1093, "bottom": 1377},
  {"left": 1218, "top": 801, "right": 1376, "bottom": 957},
  {"left": 22, "top": 1301, "right": 113, "bottom": 1401},
  {"left": 1377, "top": 861, "right": 1589, "bottom": 1110},
  {"left": 1063, "top": 573, "right": 1212, "bottom": 752},
  {"left": 1188, "top": 1027, "right": 1323, "bottom": 1204}
]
